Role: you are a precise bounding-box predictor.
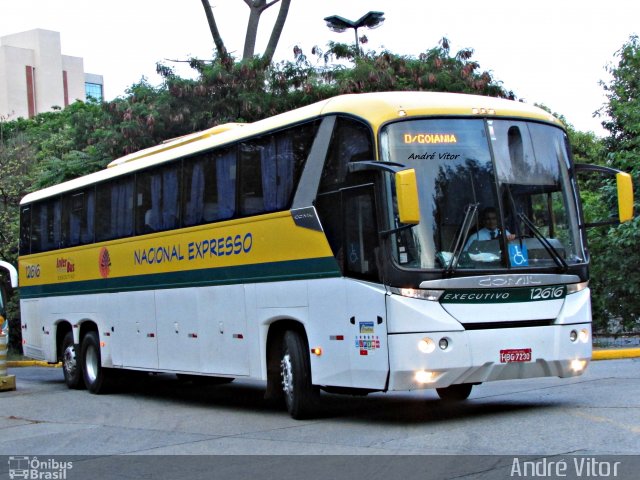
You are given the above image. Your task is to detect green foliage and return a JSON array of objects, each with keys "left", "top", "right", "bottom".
[
  {"left": 321, "top": 38, "right": 513, "bottom": 98},
  {"left": 589, "top": 35, "right": 640, "bottom": 331}
]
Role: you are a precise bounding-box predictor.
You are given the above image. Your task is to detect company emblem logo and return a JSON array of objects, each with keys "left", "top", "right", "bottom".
[{"left": 99, "top": 247, "right": 111, "bottom": 278}]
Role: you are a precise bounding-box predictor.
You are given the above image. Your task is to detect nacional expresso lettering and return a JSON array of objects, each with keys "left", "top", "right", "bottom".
[{"left": 134, "top": 233, "right": 253, "bottom": 266}]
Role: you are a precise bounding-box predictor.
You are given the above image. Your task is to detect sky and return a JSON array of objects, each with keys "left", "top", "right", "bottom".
[{"left": 1, "top": 0, "right": 638, "bottom": 136}]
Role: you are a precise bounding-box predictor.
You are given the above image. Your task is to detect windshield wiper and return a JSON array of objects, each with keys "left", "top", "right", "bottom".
[
  {"left": 518, "top": 213, "right": 569, "bottom": 272},
  {"left": 445, "top": 203, "right": 478, "bottom": 275}
]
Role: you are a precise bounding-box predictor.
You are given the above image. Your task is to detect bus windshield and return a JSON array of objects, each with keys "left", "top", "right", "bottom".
[{"left": 380, "top": 118, "right": 585, "bottom": 271}]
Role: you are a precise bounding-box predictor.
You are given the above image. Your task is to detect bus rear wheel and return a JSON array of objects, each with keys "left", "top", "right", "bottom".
[
  {"left": 61, "top": 332, "right": 84, "bottom": 390},
  {"left": 280, "top": 330, "right": 319, "bottom": 419},
  {"left": 80, "top": 331, "right": 115, "bottom": 394},
  {"left": 436, "top": 383, "right": 473, "bottom": 401}
]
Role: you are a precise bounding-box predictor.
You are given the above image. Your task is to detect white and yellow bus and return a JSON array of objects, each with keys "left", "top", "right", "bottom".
[{"left": 18, "top": 92, "right": 634, "bottom": 418}]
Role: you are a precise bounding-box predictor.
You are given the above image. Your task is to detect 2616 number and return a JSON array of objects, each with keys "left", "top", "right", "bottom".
[{"left": 25, "top": 264, "right": 40, "bottom": 279}]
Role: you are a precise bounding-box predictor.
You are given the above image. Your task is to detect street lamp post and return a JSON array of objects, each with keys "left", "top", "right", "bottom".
[{"left": 324, "top": 11, "right": 385, "bottom": 56}]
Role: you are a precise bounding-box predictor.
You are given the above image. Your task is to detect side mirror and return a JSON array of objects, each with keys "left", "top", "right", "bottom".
[
  {"left": 347, "top": 161, "right": 421, "bottom": 227},
  {"left": 395, "top": 169, "right": 420, "bottom": 225},
  {"left": 575, "top": 164, "right": 635, "bottom": 226},
  {"left": 616, "top": 171, "right": 634, "bottom": 222}
]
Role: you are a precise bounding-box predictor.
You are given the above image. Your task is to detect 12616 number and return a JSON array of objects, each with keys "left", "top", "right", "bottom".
[{"left": 530, "top": 286, "right": 565, "bottom": 300}]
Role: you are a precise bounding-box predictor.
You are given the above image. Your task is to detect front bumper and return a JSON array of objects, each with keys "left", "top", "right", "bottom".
[{"left": 388, "top": 323, "right": 591, "bottom": 391}]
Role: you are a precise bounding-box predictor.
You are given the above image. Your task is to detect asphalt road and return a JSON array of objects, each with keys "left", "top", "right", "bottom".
[{"left": 0, "top": 359, "right": 639, "bottom": 478}]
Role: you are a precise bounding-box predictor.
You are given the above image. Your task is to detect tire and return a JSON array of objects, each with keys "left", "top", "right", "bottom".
[
  {"left": 61, "top": 332, "right": 85, "bottom": 390},
  {"left": 436, "top": 383, "right": 473, "bottom": 402},
  {"left": 80, "top": 331, "right": 114, "bottom": 394},
  {"left": 280, "top": 330, "right": 319, "bottom": 419}
]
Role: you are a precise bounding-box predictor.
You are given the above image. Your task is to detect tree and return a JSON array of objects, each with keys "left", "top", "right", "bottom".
[
  {"left": 200, "top": 0, "right": 228, "bottom": 59},
  {"left": 589, "top": 35, "right": 640, "bottom": 331},
  {"left": 200, "top": 0, "right": 291, "bottom": 62}
]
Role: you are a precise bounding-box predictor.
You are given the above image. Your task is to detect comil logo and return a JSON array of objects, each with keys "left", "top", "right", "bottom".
[
  {"left": 8, "top": 456, "right": 73, "bottom": 479},
  {"left": 98, "top": 247, "right": 111, "bottom": 278}
]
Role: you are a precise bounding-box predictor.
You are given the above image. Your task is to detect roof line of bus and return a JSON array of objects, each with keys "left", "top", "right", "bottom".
[{"left": 20, "top": 92, "right": 562, "bottom": 205}]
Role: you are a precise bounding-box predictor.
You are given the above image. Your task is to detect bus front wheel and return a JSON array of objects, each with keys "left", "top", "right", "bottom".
[
  {"left": 80, "top": 331, "right": 114, "bottom": 394},
  {"left": 61, "top": 332, "right": 84, "bottom": 390},
  {"left": 280, "top": 330, "right": 319, "bottom": 419},
  {"left": 436, "top": 383, "right": 473, "bottom": 401}
]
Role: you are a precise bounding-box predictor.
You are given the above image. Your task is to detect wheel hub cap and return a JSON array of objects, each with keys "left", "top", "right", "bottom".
[
  {"left": 63, "top": 346, "right": 77, "bottom": 377},
  {"left": 281, "top": 354, "right": 293, "bottom": 402}
]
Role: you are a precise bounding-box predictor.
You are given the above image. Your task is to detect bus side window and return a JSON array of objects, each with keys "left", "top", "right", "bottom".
[
  {"left": 30, "top": 200, "right": 61, "bottom": 253},
  {"left": 96, "top": 177, "right": 134, "bottom": 241},
  {"left": 318, "top": 117, "right": 374, "bottom": 194},
  {"left": 239, "top": 139, "right": 267, "bottom": 215},
  {"left": 135, "top": 164, "right": 181, "bottom": 234},
  {"left": 239, "top": 125, "right": 317, "bottom": 216},
  {"left": 62, "top": 190, "right": 95, "bottom": 247},
  {"left": 20, "top": 206, "right": 31, "bottom": 255},
  {"left": 183, "top": 147, "right": 236, "bottom": 227}
]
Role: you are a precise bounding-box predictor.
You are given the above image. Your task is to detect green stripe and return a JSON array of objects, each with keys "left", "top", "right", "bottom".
[
  {"left": 440, "top": 285, "right": 567, "bottom": 304},
  {"left": 20, "top": 257, "right": 340, "bottom": 299}
]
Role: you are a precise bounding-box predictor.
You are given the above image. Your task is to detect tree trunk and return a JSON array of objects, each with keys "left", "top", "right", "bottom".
[
  {"left": 200, "top": 0, "right": 227, "bottom": 58},
  {"left": 242, "top": 0, "right": 279, "bottom": 61},
  {"left": 263, "top": 0, "right": 290, "bottom": 64}
]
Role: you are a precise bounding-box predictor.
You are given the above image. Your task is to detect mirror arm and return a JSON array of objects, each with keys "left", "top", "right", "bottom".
[{"left": 347, "top": 160, "right": 408, "bottom": 174}]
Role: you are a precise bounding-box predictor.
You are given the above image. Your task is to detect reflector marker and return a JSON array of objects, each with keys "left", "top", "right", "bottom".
[
  {"left": 330, "top": 335, "right": 344, "bottom": 341},
  {"left": 233, "top": 334, "right": 244, "bottom": 339}
]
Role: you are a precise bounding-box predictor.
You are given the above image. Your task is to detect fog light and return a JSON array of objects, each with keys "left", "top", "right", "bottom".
[
  {"left": 570, "top": 330, "right": 578, "bottom": 342},
  {"left": 570, "top": 359, "right": 587, "bottom": 372},
  {"left": 439, "top": 338, "right": 449, "bottom": 350},
  {"left": 579, "top": 329, "right": 589, "bottom": 343},
  {"left": 418, "top": 337, "right": 436, "bottom": 354},
  {"left": 415, "top": 370, "right": 436, "bottom": 383}
]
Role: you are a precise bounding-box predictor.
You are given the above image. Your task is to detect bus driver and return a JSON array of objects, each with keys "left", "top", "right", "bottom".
[{"left": 465, "top": 207, "right": 515, "bottom": 250}]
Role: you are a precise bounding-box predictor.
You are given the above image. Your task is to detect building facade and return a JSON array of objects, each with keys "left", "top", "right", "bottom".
[{"left": 0, "top": 29, "right": 104, "bottom": 120}]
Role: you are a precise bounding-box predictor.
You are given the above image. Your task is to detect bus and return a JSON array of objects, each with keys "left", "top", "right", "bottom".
[{"left": 18, "top": 92, "right": 634, "bottom": 418}]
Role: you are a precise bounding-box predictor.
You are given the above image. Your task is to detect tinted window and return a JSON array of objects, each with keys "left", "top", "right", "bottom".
[
  {"left": 19, "top": 206, "right": 31, "bottom": 255},
  {"left": 30, "top": 199, "right": 62, "bottom": 253},
  {"left": 62, "top": 189, "right": 95, "bottom": 247},
  {"left": 96, "top": 178, "right": 134, "bottom": 241},
  {"left": 135, "top": 163, "right": 182, "bottom": 235},
  {"left": 183, "top": 147, "right": 236, "bottom": 227},
  {"left": 319, "top": 117, "right": 374, "bottom": 193}
]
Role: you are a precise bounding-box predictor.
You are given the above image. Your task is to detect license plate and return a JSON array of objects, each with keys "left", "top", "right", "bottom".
[{"left": 500, "top": 348, "right": 532, "bottom": 363}]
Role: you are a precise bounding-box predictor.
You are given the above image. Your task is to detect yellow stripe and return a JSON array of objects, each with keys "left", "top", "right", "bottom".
[
  {"left": 19, "top": 211, "right": 333, "bottom": 288},
  {"left": 592, "top": 348, "right": 640, "bottom": 360}
]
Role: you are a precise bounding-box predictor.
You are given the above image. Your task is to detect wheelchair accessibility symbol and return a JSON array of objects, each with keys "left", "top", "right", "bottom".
[{"left": 509, "top": 244, "right": 529, "bottom": 266}]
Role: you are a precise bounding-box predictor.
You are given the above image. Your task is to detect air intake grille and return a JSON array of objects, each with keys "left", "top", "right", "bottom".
[{"left": 462, "top": 319, "right": 555, "bottom": 330}]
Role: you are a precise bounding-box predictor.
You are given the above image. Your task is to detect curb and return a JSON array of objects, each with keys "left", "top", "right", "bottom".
[
  {"left": 592, "top": 348, "right": 640, "bottom": 360},
  {"left": 6, "top": 349, "right": 640, "bottom": 368},
  {"left": 7, "top": 360, "right": 61, "bottom": 368}
]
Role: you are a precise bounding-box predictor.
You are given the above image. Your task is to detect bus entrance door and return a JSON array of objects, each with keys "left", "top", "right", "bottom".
[{"left": 346, "top": 281, "right": 389, "bottom": 390}]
